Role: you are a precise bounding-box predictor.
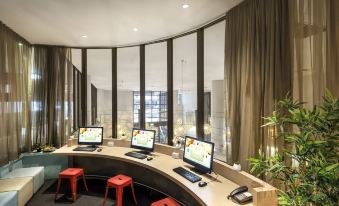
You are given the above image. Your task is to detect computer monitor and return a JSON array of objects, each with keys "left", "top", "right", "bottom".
[
  {"left": 131, "top": 128, "right": 156, "bottom": 154},
  {"left": 183, "top": 136, "right": 215, "bottom": 174},
  {"left": 78, "top": 127, "right": 103, "bottom": 147}
]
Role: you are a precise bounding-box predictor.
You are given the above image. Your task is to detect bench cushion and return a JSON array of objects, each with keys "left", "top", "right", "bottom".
[
  {"left": 0, "top": 191, "right": 18, "bottom": 206},
  {"left": 1, "top": 167, "right": 44, "bottom": 194},
  {"left": 0, "top": 177, "right": 33, "bottom": 206}
]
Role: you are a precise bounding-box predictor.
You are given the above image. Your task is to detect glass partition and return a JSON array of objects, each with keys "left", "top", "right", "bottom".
[
  {"left": 204, "top": 21, "right": 226, "bottom": 161},
  {"left": 87, "top": 49, "right": 112, "bottom": 138},
  {"left": 173, "top": 33, "right": 197, "bottom": 139},
  {"left": 145, "top": 42, "right": 167, "bottom": 143},
  {"left": 117, "top": 47, "right": 140, "bottom": 139}
]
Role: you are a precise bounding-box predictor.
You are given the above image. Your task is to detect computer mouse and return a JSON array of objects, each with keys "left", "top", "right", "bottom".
[
  {"left": 198, "top": 181, "right": 207, "bottom": 187},
  {"left": 97, "top": 148, "right": 102, "bottom": 152},
  {"left": 147, "top": 157, "right": 153, "bottom": 161}
]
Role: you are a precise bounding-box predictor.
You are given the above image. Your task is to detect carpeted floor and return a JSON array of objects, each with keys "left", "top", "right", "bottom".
[{"left": 27, "top": 178, "right": 168, "bottom": 206}]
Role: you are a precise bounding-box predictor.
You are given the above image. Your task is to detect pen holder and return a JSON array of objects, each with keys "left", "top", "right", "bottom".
[
  {"left": 233, "top": 163, "right": 241, "bottom": 171},
  {"left": 107, "top": 141, "right": 114, "bottom": 147},
  {"left": 172, "top": 152, "right": 180, "bottom": 159},
  {"left": 67, "top": 136, "right": 76, "bottom": 147}
]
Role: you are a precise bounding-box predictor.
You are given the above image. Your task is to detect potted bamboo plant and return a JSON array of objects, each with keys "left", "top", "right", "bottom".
[{"left": 249, "top": 90, "right": 338, "bottom": 206}]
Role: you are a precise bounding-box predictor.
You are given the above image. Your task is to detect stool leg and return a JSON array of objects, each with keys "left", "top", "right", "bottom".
[
  {"left": 54, "top": 177, "right": 62, "bottom": 201},
  {"left": 82, "top": 174, "right": 89, "bottom": 191},
  {"left": 102, "top": 185, "right": 109, "bottom": 206},
  {"left": 116, "top": 187, "right": 123, "bottom": 206},
  {"left": 71, "top": 177, "right": 77, "bottom": 202},
  {"left": 131, "top": 183, "right": 138, "bottom": 205}
]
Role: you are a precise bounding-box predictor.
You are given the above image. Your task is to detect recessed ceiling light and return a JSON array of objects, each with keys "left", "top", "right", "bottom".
[
  {"left": 81, "top": 35, "right": 87, "bottom": 38},
  {"left": 182, "top": 4, "right": 190, "bottom": 9},
  {"left": 18, "top": 42, "right": 23, "bottom": 46},
  {"left": 133, "top": 28, "right": 138, "bottom": 32}
]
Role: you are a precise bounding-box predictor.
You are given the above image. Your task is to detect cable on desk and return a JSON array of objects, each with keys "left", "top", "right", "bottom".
[{"left": 206, "top": 170, "right": 219, "bottom": 184}]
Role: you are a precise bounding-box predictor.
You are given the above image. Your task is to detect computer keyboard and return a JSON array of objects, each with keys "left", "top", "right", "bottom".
[
  {"left": 125, "top": 152, "right": 147, "bottom": 159},
  {"left": 73, "top": 147, "right": 97, "bottom": 152},
  {"left": 173, "top": 167, "right": 202, "bottom": 183}
]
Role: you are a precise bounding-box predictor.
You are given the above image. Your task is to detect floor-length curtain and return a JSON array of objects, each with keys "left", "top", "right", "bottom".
[
  {"left": 0, "top": 22, "right": 32, "bottom": 165},
  {"left": 31, "top": 47, "right": 48, "bottom": 145},
  {"left": 224, "top": 0, "right": 291, "bottom": 171},
  {"left": 289, "top": 0, "right": 339, "bottom": 107},
  {"left": 32, "top": 46, "right": 73, "bottom": 148}
]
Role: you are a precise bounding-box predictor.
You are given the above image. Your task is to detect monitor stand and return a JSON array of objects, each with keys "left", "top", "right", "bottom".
[
  {"left": 133, "top": 150, "right": 151, "bottom": 155},
  {"left": 189, "top": 167, "right": 208, "bottom": 175}
]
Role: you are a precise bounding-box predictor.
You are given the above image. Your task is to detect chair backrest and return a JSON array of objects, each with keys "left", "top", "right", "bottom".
[
  {"left": 0, "top": 159, "right": 23, "bottom": 178},
  {"left": 11, "top": 159, "right": 23, "bottom": 171},
  {"left": 0, "top": 164, "right": 10, "bottom": 178}
]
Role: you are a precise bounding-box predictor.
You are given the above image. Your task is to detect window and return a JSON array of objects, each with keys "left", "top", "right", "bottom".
[
  {"left": 87, "top": 49, "right": 112, "bottom": 138},
  {"left": 145, "top": 42, "right": 168, "bottom": 143},
  {"left": 117, "top": 47, "right": 140, "bottom": 138},
  {"left": 204, "top": 21, "right": 226, "bottom": 161},
  {"left": 133, "top": 91, "right": 167, "bottom": 143},
  {"left": 173, "top": 33, "right": 197, "bottom": 138}
]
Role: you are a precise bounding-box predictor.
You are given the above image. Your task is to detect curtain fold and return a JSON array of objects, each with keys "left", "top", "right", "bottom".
[
  {"left": 224, "top": 0, "right": 291, "bottom": 171},
  {"left": 289, "top": 0, "right": 339, "bottom": 107},
  {"left": 0, "top": 22, "right": 32, "bottom": 165},
  {"left": 31, "top": 46, "right": 73, "bottom": 148}
]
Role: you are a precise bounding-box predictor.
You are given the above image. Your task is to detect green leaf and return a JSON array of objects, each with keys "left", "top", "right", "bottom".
[
  {"left": 324, "top": 163, "right": 339, "bottom": 172},
  {"left": 250, "top": 90, "right": 339, "bottom": 206}
]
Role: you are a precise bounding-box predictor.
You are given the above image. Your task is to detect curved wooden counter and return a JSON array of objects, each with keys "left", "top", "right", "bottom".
[{"left": 54, "top": 139, "right": 277, "bottom": 206}]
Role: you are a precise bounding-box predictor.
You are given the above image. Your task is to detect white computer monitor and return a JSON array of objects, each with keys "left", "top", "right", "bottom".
[
  {"left": 131, "top": 128, "right": 155, "bottom": 152},
  {"left": 78, "top": 127, "right": 103, "bottom": 147},
  {"left": 183, "top": 136, "right": 214, "bottom": 173}
]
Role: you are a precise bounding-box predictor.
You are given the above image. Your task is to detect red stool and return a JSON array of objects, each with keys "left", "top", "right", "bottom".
[
  {"left": 102, "top": 174, "right": 137, "bottom": 206},
  {"left": 54, "top": 168, "right": 89, "bottom": 202},
  {"left": 151, "top": 197, "right": 180, "bottom": 206}
]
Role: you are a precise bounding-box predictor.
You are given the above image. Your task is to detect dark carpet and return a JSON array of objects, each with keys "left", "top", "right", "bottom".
[{"left": 27, "top": 178, "right": 168, "bottom": 206}]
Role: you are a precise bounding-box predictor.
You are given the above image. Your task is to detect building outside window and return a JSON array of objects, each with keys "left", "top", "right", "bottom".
[{"left": 133, "top": 91, "right": 167, "bottom": 143}]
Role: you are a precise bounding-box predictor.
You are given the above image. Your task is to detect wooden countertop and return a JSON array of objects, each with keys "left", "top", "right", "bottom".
[{"left": 54, "top": 145, "right": 253, "bottom": 206}]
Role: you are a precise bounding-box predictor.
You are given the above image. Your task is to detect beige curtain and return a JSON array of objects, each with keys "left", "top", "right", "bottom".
[
  {"left": 289, "top": 0, "right": 339, "bottom": 107},
  {"left": 224, "top": 0, "right": 291, "bottom": 171},
  {"left": 0, "top": 22, "right": 32, "bottom": 165},
  {"left": 31, "top": 47, "right": 48, "bottom": 145},
  {"left": 32, "top": 46, "right": 73, "bottom": 147}
]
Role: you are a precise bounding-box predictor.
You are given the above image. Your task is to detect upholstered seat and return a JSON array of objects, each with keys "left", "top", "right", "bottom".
[
  {"left": 0, "top": 191, "right": 18, "bottom": 206},
  {"left": 1, "top": 167, "right": 44, "bottom": 194},
  {"left": 0, "top": 177, "right": 33, "bottom": 206}
]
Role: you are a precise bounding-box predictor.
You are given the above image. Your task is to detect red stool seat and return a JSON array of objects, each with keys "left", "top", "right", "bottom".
[
  {"left": 102, "top": 174, "right": 137, "bottom": 206},
  {"left": 151, "top": 197, "right": 180, "bottom": 206},
  {"left": 55, "top": 168, "right": 88, "bottom": 202},
  {"left": 108, "top": 174, "right": 132, "bottom": 187},
  {"left": 60, "top": 168, "right": 83, "bottom": 176}
]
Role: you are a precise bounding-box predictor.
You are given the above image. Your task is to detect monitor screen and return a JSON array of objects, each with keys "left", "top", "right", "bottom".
[
  {"left": 131, "top": 129, "right": 155, "bottom": 151},
  {"left": 183, "top": 136, "right": 214, "bottom": 173},
  {"left": 78, "top": 127, "right": 103, "bottom": 145}
]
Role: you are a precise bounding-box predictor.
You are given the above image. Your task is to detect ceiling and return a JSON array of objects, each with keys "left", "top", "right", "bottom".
[
  {"left": 0, "top": 0, "right": 241, "bottom": 47},
  {"left": 74, "top": 20, "right": 225, "bottom": 91}
]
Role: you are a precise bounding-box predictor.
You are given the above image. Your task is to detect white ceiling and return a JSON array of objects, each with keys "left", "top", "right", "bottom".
[
  {"left": 0, "top": 0, "right": 241, "bottom": 47},
  {"left": 0, "top": 0, "right": 237, "bottom": 91},
  {"left": 77, "top": 20, "right": 225, "bottom": 91}
]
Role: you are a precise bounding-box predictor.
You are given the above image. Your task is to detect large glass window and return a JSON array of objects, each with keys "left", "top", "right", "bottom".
[
  {"left": 204, "top": 21, "right": 226, "bottom": 161},
  {"left": 145, "top": 42, "right": 167, "bottom": 143},
  {"left": 87, "top": 49, "right": 112, "bottom": 138},
  {"left": 133, "top": 91, "right": 167, "bottom": 142},
  {"left": 173, "top": 33, "right": 197, "bottom": 138},
  {"left": 117, "top": 47, "right": 140, "bottom": 139}
]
